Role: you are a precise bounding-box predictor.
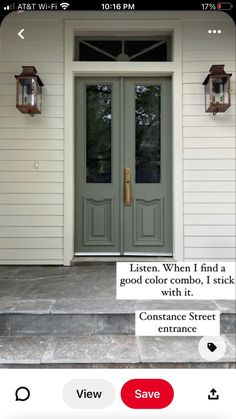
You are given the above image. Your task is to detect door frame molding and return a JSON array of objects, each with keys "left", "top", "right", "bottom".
[{"left": 64, "top": 14, "right": 183, "bottom": 265}]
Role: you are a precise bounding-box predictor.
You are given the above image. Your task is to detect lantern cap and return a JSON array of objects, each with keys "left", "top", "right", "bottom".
[
  {"left": 15, "top": 66, "right": 44, "bottom": 86},
  {"left": 203, "top": 64, "right": 232, "bottom": 85}
]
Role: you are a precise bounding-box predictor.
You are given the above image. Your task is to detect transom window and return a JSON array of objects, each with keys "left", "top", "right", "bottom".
[{"left": 74, "top": 37, "right": 171, "bottom": 61}]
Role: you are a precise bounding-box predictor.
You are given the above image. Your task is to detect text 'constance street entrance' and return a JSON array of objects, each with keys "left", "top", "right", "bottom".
[{"left": 75, "top": 77, "right": 172, "bottom": 255}]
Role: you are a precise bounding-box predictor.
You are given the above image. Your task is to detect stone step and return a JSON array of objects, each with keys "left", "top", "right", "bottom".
[
  {"left": 0, "top": 297, "right": 235, "bottom": 336},
  {"left": 0, "top": 310, "right": 235, "bottom": 336},
  {"left": 72, "top": 256, "right": 174, "bottom": 265},
  {"left": 0, "top": 335, "right": 235, "bottom": 367}
]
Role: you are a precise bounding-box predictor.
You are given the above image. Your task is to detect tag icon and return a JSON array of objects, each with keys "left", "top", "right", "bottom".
[{"left": 207, "top": 342, "right": 217, "bottom": 352}]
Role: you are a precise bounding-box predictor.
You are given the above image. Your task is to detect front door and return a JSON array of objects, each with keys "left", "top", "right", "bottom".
[{"left": 75, "top": 77, "right": 172, "bottom": 255}]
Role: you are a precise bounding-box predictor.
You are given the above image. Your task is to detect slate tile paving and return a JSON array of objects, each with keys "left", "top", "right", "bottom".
[{"left": 0, "top": 266, "right": 235, "bottom": 366}]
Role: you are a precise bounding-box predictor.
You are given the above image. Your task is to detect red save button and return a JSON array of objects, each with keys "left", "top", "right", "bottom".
[{"left": 121, "top": 379, "right": 174, "bottom": 409}]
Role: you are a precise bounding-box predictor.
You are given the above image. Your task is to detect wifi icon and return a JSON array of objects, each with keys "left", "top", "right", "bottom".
[{"left": 60, "top": 2, "right": 70, "bottom": 9}]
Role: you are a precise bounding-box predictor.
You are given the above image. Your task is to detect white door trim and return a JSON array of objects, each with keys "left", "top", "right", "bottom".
[{"left": 64, "top": 15, "right": 183, "bottom": 265}]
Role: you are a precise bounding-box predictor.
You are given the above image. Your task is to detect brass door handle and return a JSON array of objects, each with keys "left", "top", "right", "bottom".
[{"left": 124, "top": 167, "right": 132, "bottom": 206}]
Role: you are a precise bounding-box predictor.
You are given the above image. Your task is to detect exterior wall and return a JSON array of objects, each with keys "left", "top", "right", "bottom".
[
  {"left": 0, "top": 11, "right": 235, "bottom": 264},
  {"left": 0, "top": 15, "right": 64, "bottom": 264},
  {"left": 182, "top": 18, "right": 235, "bottom": 260}
]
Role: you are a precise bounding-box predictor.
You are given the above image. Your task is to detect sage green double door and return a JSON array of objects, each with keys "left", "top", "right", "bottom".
[{"left": 75, "top": 77, "right": 172, "bottom": 255}]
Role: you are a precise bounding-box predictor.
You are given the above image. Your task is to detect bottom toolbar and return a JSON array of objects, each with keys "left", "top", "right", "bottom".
[{"left": 0, "top": 369, "right": 235, "bottom": 418}]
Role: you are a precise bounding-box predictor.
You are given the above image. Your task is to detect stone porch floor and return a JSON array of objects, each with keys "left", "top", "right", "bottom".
[{"left": 0, "top": 265, "right": 235, "bottom": 367}]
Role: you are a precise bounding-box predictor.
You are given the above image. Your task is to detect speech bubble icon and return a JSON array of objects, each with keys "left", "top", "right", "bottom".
[{"left": 15, "top": 387, "right": 30, "bottom": 402}]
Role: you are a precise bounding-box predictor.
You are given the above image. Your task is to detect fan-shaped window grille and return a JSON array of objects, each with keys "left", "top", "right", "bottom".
[{"left": 74, "top": 37, "right": 171, "bottom": 61}]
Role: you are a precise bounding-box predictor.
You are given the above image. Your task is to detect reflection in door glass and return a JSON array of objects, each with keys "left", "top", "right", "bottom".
[
  {"left": 135, "top": 85, "right": 161, "bottom": 183},
  {"left": 86, "top": 85, "right": 112, "bottom": 183}
]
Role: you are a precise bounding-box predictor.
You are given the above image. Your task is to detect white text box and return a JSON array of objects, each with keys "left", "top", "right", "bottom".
[
  {"left": 135, "top": 310, "right": 220, "bottom": 336},
  {"left": 116, "top": 262, "right": 235, "bottom": 300}
]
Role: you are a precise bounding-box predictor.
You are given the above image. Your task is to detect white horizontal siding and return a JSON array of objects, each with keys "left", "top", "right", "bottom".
[
  {"left": 184, "top": 215, "right": 235, "bottom": 225},
  {"left": 184, "top": 160, "right": 235, "bottom": 170},
  {"left": 0, "top": 260, "right": 64, "bottom": 264},
  {"left": 183, "top": 115, "right": 235, "bottom": 126},
  {"left": 183, "top": 61, "right": 235, "bottom": 72},
  {"left": 183, "top": 50, "right": 234, "bottom": 62},
  {"left": 1, "top": 62, "right": 64, "bottom": 74},
  {"left": 183, "top": 105, "right": 235, "bottom": 116},
  {"left": 184, "top": 236, "right": 235, "bottom": 247},
  {"left": 0, "top": 172, "right": 63, "bottom": 182},
  {"left": 0, "top": 238, "right": 63, "bottom": 249},
  {"left": 0, "top": 151, "right": 64, "bottom": 160},
  {"left": 185, "top": 225, "right": 235, "bottom": 236},
  {"left": 0, "top": 161, "right": 63, "bottom": 171},
  {"left": 0, "top": 117, "right": 64, "bottom": 128},
  {"left": 0, "top": 226, "right": 63, "bottom": 237},
  {"left": 0, "top": 205, "right": 63, "bottom": 215},
  {"left": 184, "top": 149, "right": 234, "bottom": 159},
  {"left": 183, "top": 127, "right": 235, "bottom": 138},
  {"left": 183, "top": 40, "right": 235, "bottom": 51},
  {"left": 0, "top": 249, "right": 64, "bottom": 259},
  {"left": 184, "top": 248, "right": 235, "bottom": 259},
  {"left": 0, "top": 140, "right": 64, "bottom": 150},
  {"left": 183, "top": 18, "right": 235, "bottom": 260},
  {"left": 184, "top": 203, "right": 235, "bottom": 214},
  {"left": 0, "top": 194, "right": 63, "bottom": 204},
  {"left": 0, "top": 15, "right": 64, "bottom": 264},
  {"left": 184, "top": 182, "right": 235, "bottom": 192},
  {"left": 1, "top": 50, "right": 63, "bottom": 63},
  {"left": 0, "top": 106, "right": 64, "bottom": 118},
  {"left": 0, "top": 184, "right": 63, "bottom": 193},
  {"left": 0, "top": 129, "right": 64, "bottom": 140},
  {"left": 0, "top": 216, "right": 63, "bottom": 226},
  {"left": 183, "top": 138, "right": 235, "bottom": 148},
  {"left": 184, "top": 192, "right": 235, "bottom": 203},
  {"left": 184, "top": 171, "right": 235, "bottom": 181}
]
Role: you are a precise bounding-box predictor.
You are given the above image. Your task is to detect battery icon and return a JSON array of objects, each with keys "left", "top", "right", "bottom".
[{"left": 217, "top": 2, "right": 234, "bottom": 10}]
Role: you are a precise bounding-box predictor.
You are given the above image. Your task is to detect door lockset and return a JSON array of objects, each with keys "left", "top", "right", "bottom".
[{"left": 124, "top": 167, "right": 132, "bottom": 206}]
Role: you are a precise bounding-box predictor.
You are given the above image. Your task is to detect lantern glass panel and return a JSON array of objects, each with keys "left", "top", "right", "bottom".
[
  {"left": 37, "top": 84, "right": 42, "bottom": 112},
  {"left": 212, "top": 77, "right": 228, "bottom": 105},
  {"left": 18, "top": 78, "right": 37, "bottom": 107},
  {"left": 205, "top": 82, "right": 210, "bottom": 111}
]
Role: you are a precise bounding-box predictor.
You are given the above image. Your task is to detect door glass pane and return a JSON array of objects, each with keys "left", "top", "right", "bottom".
[
  {"left": 135, "top": 85, "right": 161, "bottom": 183},
  {"left": 86, "top": 85, "right": 112, "bottom": 183}
]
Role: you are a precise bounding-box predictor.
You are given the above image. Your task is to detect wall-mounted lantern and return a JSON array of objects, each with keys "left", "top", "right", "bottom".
[
  {"left": 15, "top": 66, "right": 44, "bottom": 116},
  {"left": 203, "top": 65, "right": 232, "bottom": 116}
]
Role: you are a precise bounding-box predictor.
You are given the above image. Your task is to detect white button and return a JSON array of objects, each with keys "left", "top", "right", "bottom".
[
  {"left": 63, "top": 379, "right": 115, "bottom": 409},
  {"left": 198, "top": 336, "right": 226, "bottom": 361}
]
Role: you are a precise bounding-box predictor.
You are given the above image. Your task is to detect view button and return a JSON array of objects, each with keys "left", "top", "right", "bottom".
[{"left": 63, "top": 379, "right": 115, "bottom": 409}]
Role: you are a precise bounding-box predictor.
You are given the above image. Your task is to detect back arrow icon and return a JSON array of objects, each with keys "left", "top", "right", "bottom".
[{"left": 18, "top": 29, "right": 24, "bottom": 39}]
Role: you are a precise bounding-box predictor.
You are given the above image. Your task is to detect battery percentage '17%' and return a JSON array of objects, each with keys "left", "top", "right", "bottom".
[{"left": 201, "top": 3, "right": 217, "bottom": 9}]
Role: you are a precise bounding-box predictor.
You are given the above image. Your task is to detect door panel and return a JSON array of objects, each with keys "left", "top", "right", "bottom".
[
  {"left": 123, "top": 78, "right": 172, "bottom": 254},
  {"left": 134, "top": 198, "right": 163, "bottom": 246},
  {"left": 75, "top": 78, "right": 121, "bottom": 253},
  {"left": 75, "top": 77, "right": 172, "bottom": 255}
]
